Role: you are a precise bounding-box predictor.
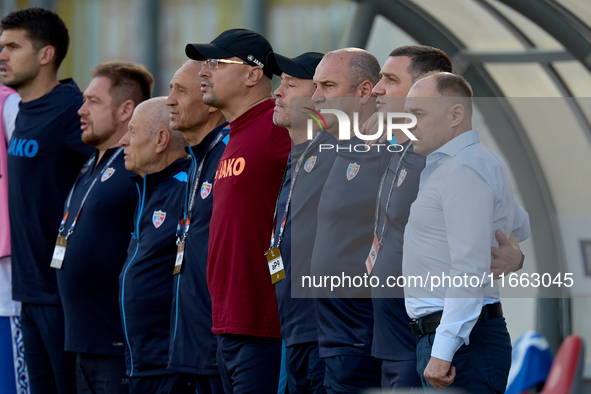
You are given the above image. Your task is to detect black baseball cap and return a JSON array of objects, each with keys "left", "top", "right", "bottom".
[
  {"left": 267, "top": 52, "right": 324, "bottom": 79},
  {"left": 186, "top": 28, "right": 274, "bottom": 79}
]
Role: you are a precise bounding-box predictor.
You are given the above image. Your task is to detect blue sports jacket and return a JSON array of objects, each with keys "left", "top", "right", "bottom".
[{"left": 119, "top": 158, "right": 191, "bottom": 377}]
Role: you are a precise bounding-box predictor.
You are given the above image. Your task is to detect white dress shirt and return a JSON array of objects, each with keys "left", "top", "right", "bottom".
[{"left": 403, "top": 129, "right": 530, "bottom": 362}]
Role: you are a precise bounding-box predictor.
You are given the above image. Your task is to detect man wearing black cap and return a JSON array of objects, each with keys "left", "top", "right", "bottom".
[
  {"left": 267, "top": 51, "right": 332, "bottom": 394},
  {"left": 186, "top": 29, "right": 291, "bottom": 393}
]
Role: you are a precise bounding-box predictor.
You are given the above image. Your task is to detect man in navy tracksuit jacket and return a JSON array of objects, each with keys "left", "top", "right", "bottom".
[
  {"left": 308, "top": 49, "right": 387, "bottom": 393},
  {"left": 2, "top": 9, "right": 94, "bottom": 393},
  {"left": 118, "top": 98, "right": 194, "bottom": 394},
  {"left": 56, "top": 61, "right": 153, "bottom": 394},
  {"left": 165, "top": 60, "right": 228, "bottom": 394},
  {"left": 267, "top": 51, "right": 330, "bottom": 394}
]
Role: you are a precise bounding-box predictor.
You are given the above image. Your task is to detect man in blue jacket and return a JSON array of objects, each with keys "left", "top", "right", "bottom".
[
  {"left": 55, "top": 61, "right": 153, "bottom": 394},
  {"left": 166, "top": 59, "right": 228, "bottom": 394},
  {"left": 1, "top": 8, "right": 93, "bottom": 393},
  {"left": 309, "top": 48, "right": 386, "bottom": 393},
  {"left": 119, "top": 97, "right": 193, "bottom": 394}
]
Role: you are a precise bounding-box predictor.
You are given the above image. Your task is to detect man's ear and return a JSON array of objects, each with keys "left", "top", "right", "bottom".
[
  {"left": 244, "top": 67, "right": 264, "bottom": 87},
  {"left": 154, "top": 129, "right": 171, "bottom": 153},
  {"left": 357, "top": 80, "right": 373, "bottom": 103},
  {"left": 449, "top": 104, "right": 465, "bottom": 128},
  {"left": 118, "top": 99, "right": 135, "bottom": 123},
  {"left": 38, "top": 45, "right": 55, "bottom": 67}
]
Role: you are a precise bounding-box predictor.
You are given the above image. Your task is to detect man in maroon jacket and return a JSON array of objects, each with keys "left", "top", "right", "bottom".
[{"left": 186, "top": 29, "right": 291, "bottom": 393}]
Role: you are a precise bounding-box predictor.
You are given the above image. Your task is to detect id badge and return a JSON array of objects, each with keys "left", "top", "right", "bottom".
[
  {"left": 365, "top": 234, "right": 380, "bottom": 274},
  {"left": 50, "top": 236, "right": 67, "bottom": 269},
  {"left": 173, "top": 241, "right": 184, "bottom": 275},
  {"left": 265, "top": 247, "right": 285, "bottom": 284}
]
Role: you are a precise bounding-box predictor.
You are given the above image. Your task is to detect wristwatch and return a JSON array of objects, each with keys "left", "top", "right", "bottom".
[{"left": 517, "top": 251, "right": 525, "bottom": 271}]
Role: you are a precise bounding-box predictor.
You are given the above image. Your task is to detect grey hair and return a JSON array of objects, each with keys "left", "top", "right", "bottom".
[{"left": 324, "top": 48, "right": 381, "bottom": 92}]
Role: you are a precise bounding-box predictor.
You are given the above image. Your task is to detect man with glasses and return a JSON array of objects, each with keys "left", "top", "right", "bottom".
[
  {"left": 186, "top": 29, "right": 291, "bottom": 393},
  {"left": 202, "top": 58, "right": 249, "bottom": 68}
]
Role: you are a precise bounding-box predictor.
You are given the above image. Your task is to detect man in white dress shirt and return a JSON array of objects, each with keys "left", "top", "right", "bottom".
[{"left": 402, "top": 72, "right": 530, "bottom": 393}]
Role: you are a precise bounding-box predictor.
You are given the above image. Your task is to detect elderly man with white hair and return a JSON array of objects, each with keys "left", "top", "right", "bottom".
[{"left": 118, "top": 97, "right": 194, "bottom": 394}]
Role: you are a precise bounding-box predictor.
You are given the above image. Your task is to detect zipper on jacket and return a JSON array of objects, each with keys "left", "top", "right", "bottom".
[{"left": 120, "top": 181, "right": 145, "bottom": 376}]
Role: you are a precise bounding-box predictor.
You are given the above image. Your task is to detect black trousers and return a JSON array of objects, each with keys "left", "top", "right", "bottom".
[
  {"left": 76, "top": 353, "right": 128, "bottom": 394},
  {"left": 216, "top": 334, "right": 282, "bottom": 394},
  {"left": 129, "top": 373, "right": 195, "bottom": 394},
  {"left": 21, "top": 303, "right": 77, "bottom": 394}
]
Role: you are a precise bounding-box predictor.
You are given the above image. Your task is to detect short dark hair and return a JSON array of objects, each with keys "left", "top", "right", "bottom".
[
  {"left": 1, "top": 7, "right": 70, "bottom": 69},
  {"left": 91, "top": 62, "right": 154, "bottom": 107},
  {"left": 389, "top": 45, "right": 453, "bottom": 82},
  {"left": 323, "top": 48, "right": 381, "bottom": 93},
  {"left": 349, "top": 50, "right": 381, "bottom": 92}
]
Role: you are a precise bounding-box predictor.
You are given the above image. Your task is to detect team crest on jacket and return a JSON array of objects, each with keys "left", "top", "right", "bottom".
[
  {"left": 101, "top": 167, "right": 115, "bottom": 182},
  {"left": 397, "top": 169, "right": 407, "bottom": 187},
  {"left": 201, "top": 181, "right": 212, "bottom": 199},
  {"left": 304, "top": 156, "right": 317, "bottom": 173},
  {"left": 152, "top": 210, "right": 166, "bottom": 228},
  {"left": 346, "top": 163, "right": 360, "bottom": 180}
]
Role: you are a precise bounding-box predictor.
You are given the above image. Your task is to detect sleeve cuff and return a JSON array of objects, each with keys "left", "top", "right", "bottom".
[{"left": 431, "top": 333, "right": 465, "bottom": 362}]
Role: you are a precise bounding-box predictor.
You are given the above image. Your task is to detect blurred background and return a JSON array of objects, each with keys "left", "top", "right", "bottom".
[
  {"left": 2, "top": 0, "right": 591, "bottom": 390},
  {"left": 1, "top": 0, "right": 359, "bottom": 95}
]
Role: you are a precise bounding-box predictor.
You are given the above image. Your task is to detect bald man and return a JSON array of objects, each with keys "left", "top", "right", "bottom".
[
  {"left": 309, "top": 48, "right": 388, "bottom": 393},
  {"left": 366, "top": 46, "right": 523, "bottom": 390},
  {"left": 166, "top": 60, "right": 228, "bottom": 394},
  {"left": 118, "top": 98, "right": 194, "bottom": 394},
  {"left": 402, "top": 73, "right": 529, "bottom": 392}
]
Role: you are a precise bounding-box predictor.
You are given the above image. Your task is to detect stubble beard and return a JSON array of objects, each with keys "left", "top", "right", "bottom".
[
  {"left": 81, "top": 111, "right": 118, "bottom": 148},
  {"left": 273, "top": 111, "right": 291, "bottom": 128},
  {"left": 2, "top": 62, "right": 39, "bottom": 91},
  {"left": 202, "top": 91, "right": 223, "bottom": 109}
]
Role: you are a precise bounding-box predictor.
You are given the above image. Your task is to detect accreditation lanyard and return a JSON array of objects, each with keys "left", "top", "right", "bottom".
[
  {"left": 270, "top": 129, "right": 323, "bottom": 249},
  {"left": 365, "top": 141, "right": 410, "bottom": 274},
  {"left": 374, "top": 141, "right": 411, "bottom": 243},
  {"left": 60, "top": 148, "right": 123, "bottom": 239},
  {"left": 50, "top": 148, "right": 123, "bottom": 269},
  {"left": 265, "top": 130, "right": 323, "bottom": 285},
  {"left": 173, "top": 126, "right": 229, "bottom": 275}
]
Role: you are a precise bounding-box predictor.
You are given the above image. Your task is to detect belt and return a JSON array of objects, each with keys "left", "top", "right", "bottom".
[{"left": 409, "top": 303, "right": 503, "bottom": 336}]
